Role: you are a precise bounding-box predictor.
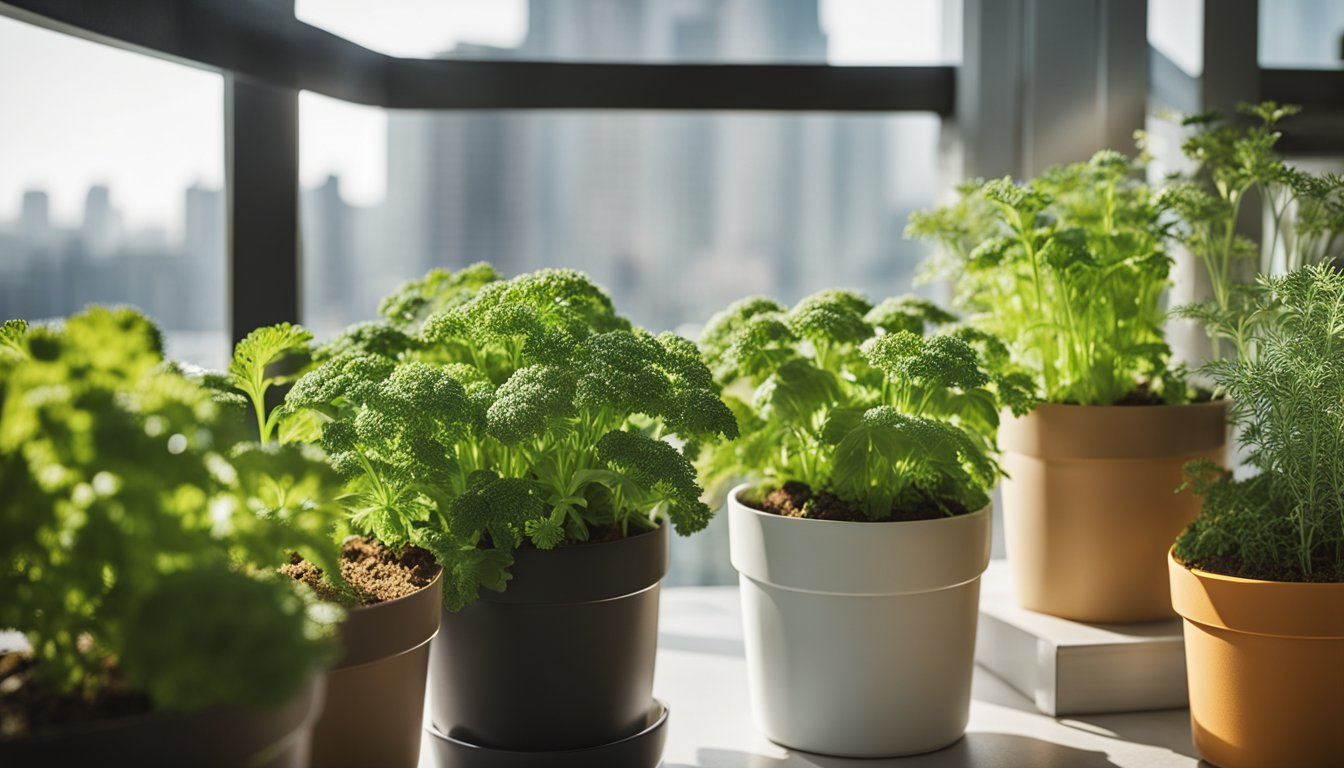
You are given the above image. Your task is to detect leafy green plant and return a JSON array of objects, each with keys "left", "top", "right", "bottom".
[
  {"left": 908, "top": 150, "right": 1186, "bottom": 406},
  {"left": 282, "top": 265, "right": 738, "bottom": 610},
  {"left": 1163, "top": 102, "right": 1344, "bottom": 361},
  {"left": 229, "top": 322, "right": 313, "bottom": 443},
  {"left": 1176, "top": 265, "right": 1344, "bottom": 581},
  {"left": 697, "top": 289, "right": 1032, "bottom": 520},
  {"left": 0, "top": 308, "right": 344, "bottom": 722}
]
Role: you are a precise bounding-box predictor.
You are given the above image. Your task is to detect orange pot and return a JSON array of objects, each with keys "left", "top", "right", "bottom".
[
  {"left": 1169, "top": 552, "right": 1344, "bottom": 768},
  {"left": 1000, "top": 402, "right": 1227, "bottom": 622}
]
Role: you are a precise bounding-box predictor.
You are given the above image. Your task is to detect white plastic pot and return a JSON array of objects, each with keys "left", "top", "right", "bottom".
[{"left": 728, "top": 485, "right": 991, "bottom": 757}]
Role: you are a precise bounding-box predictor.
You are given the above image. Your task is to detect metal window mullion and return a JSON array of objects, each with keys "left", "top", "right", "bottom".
[{"left": 225, "top": 73, "right": 300, "bottom": 345}]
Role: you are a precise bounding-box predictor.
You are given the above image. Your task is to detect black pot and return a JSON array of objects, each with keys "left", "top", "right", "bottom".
[
  {"left": 429, "top": 524, "right": 668, "bottom": 752},
  {"left": 0, "top": 674, "right": 324, "bottom": 768}
]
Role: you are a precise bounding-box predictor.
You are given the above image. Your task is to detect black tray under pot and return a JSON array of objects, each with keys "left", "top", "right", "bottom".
[{"left": 424, "top": 699, "right": 668, "bottom": 768}]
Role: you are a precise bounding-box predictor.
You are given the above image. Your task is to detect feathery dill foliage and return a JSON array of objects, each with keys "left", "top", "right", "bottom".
[
  {"left": 1177, "top": 265, "right": 1344, "bottom": 581},
  {"left": 283, "top": 265, "right": 738, "bottom": 610},
  {"left": 908, "top": 150, "right": 1186, "bottom": 406},
  {"left": 0, "top": 308, "right": 343, "bottom": 715},
  {"left": 1163, "top": 102, "right": 1344, "bottom": 361},
  {"left": 697, "top": 290, "right": 1034, "bottom": 520}
]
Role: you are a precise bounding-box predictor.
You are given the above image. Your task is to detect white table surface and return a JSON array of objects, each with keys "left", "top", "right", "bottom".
[{"left": 419, "top": 584, "right": 1205, "bottom": 768}]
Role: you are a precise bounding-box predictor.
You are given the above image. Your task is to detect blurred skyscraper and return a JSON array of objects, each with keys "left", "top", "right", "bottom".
[{"left": 367, "top": 0, "right": 920, "bottom": 341}]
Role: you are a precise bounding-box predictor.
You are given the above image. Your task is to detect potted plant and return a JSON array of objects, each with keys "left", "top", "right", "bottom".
[
  {"left": 223, "top": 322, "right": 444, "bottom": 768},
  {"left": 1170, "top": 265, "right": 1344, "bottom": 768},
  {"left": 282, "top": 265, "right": 738, "bottom": 765},
  {"left": 0, "top": 308, "right": 343, "bottom": 767},
  {"left": 697, "top": 289, "right": 1026, "bottom": 757},
  {"left": 1164, "top": 102, "right": 1344, "bottom": 362},
  {"left": 909, "top": 150, "right": 1228, "bottom": 623}
]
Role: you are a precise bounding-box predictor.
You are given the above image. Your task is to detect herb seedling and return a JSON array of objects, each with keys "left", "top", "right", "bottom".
[
  {"left": 1163, "top": 102, "right": 1344, "bottom": 361},
  {"left": 908, "top": 151, "right": 1184, "bottom": 405}
]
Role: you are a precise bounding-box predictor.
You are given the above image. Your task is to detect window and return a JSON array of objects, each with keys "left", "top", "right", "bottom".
[
  {"left": 0, "top": 16, "right": 226, "bottom": 368},
  {"left": 295, "top": 1, "right": 954, "bottom": 584},
  {"left": 1259, "top": 0, "right": 1344, "bottom": 69},
  {"left": 300, "top": 108, "right": 941, "bottom": 339}
]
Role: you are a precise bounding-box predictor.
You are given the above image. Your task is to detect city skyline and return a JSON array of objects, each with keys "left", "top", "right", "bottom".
[{"left": 2, "top": 0, "right": 943, "bottom": 351}]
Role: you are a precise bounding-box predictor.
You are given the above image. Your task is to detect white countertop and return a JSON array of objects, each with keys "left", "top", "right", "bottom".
[{"left": 420, "top": 583, "right": 1203, "bottom": 768}]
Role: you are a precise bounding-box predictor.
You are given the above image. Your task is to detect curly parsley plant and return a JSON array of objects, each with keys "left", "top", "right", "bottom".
[
  {"left": 697, "top": 290, "right": 1033, "bottom": 520},
  {"left": 0, "top": 308, "right": 344, "bottom": 721},
  {"left": 282, "top": 266, "right": 738, "bottom": 610}
]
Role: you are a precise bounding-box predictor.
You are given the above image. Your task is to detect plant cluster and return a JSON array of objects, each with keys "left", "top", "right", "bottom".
[
  {"left": 1177, "top": 265, "right": 1344, "bottom": 581},
  {"left": 0, "top": 308, "right": 344, "bottom": 720},
  {"left": 908, "top": 150, "right": 1186, "bottom": 406},
  {"left": 697, "top": 290, "right": 1033, "bottom": 520},
  {"left": 1164, "top": 102, "right": 1344, "bottom": 361},
  {"left": 281, "top": 265, "right": 738, "bottom": 610}
]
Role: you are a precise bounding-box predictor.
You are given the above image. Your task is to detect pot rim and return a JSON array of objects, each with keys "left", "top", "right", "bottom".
[
  {"left": 728, "top": 483, "right": 991, "bottom": 528},
  {"left": 728, "top": 484, "right": 991, "bottom": 596},
  {"left": 1000, "top": 399, "right": 1229, "bottom": 460},
  {"left": 1019, "top": 399, "right": 1229, "bottom": 412},
  {"left": 0, "top": 671, "right": 325, "bottom": 746},
  {"left": 335, "top": 568, "right": 443, "bottom": 669},
  {"left": 474, "top": 523, "right": 669, "bottom": 606},
  {"left": 1169, "top": 549, "right": 1344, "bottom": 639}
]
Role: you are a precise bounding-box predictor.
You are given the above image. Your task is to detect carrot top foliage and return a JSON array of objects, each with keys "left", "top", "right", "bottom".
[{"left": 908, "top": 150, "right": 1188, "bottom": 406}]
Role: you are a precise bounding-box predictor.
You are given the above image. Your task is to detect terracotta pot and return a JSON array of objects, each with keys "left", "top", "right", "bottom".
[
  {"left": 428, "top": 525, "right": 667, "bottom": 754},
  {"left": 1000, "top": 401, "right": 1227, "bottom": 622},
  {"left": 728, "top": 486, "right": 991, "bottom": 757},
  {"left": 1170, "top": 552, "right": 1344, "bottom": 768},
  {"left": 309, "top": 570, "right": 442, "bottom": 768},
  {"left": 0, "top": 674, "right": 324, "bottom": 768}
]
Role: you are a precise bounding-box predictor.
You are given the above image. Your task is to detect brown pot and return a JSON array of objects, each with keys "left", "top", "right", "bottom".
[
  {"left": 309, "top": 570, "right": 442, "bottom": 768},
  {"left": 0, "top": 674, "right": 324, "bottom": 767},
  {"left": 1169, "top": 552, "right": 1344, "bottom": 768},
  {"left": 1000, "top": 401, "right": 1227, "bottom": 622}
]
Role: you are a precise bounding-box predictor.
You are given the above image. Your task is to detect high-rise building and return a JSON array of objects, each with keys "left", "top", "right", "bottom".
[
  {"left": 184, "top": 183, "right": 225, "bottom": 332},
  {"left": 82, "top": 184, "right": 119, "bottom": 259},
  {"left": 19, "top": 190, "right": 51, "bottom": 248}
]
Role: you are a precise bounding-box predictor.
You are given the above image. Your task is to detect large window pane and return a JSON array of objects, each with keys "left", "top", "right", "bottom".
[
  {"left": 300, "top": 104, "right": 941, "bottom": 584},
  {"left": 1259, "top": 0, "right": 1344, "bottom": 69},
  {"left": 0, "top": 18, "right": 227, "bottom": 368},
  {"left": 296, "top": 0, "right": 960, "bottom": 65}
]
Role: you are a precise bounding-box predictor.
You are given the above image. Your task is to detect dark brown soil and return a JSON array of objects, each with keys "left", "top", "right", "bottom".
[
  {"left": 1112, "top": 382, "right": 1166, "bottom": 406},
  {"left": 748, "top": 481, "right": 965, "bottom": 522},
  {"left": 0, "top": 652, "right": 152, "bottom": 738},
  {"left": 281, "top": 537, "right": 440, "bottom": 606},
  {"left": 1106, "top": 383, "right": 1218, "bottom": 406},
  {"left": 1184, "top": 553, "right": 1344, "bottom": 583}
]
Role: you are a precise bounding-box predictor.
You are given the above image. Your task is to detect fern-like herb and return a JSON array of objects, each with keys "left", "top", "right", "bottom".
[
  {"left": 283, "top": 266, "right": 738, "bottom": 610},
  {"left": 697, "top": 290, "right": 1030, "bottom": 520},
  {"left": 1176, "top": 265, "right": 1344, "bottom": 580},
  {"left": 908, "top": 150, "right": 1186, "bottom": 405},
  {"left": 0, "top": 308, "right": 344, "bottom": 719},
  {"left": 1163, "top": 102, "right": 1344, "bottom": 361}
]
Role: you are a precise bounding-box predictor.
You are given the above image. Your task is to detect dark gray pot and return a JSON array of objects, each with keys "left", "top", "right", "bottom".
[{"left": 428, "top": 524, "right": 668, "bottom": 752}]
